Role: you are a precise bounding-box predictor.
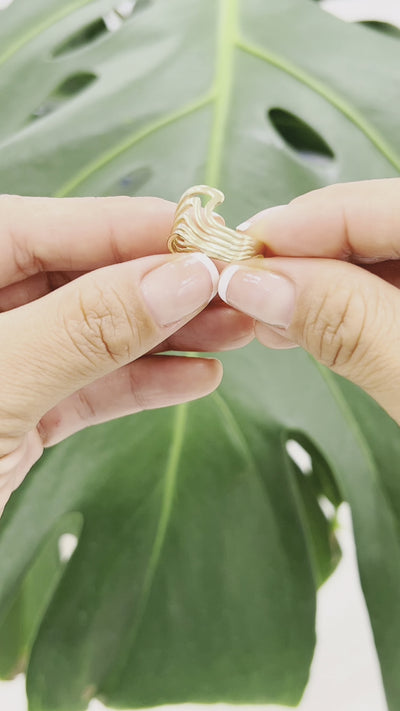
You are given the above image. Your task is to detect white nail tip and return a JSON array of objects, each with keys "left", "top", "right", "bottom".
[
  {"left": 218, "top": 265, "right": 240, "bottom": 303},
  {"left": 236, "top": 219, "right": 252, "bottom": 232},
  {"left": 189, "top": 252, "right": 219, "bottom": 294}
]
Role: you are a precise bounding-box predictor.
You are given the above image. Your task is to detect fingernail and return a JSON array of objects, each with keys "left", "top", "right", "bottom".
[
  {"left": 218, "top": 265, "right": 295, "bottom": 329},
  {"left": 141, "top": 253, "right": 219, "bottom": 327},
  {"left": 236, "top": 204, "right": 287, "bottom": 232}
]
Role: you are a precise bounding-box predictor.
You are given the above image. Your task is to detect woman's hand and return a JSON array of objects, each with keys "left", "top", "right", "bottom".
[
  {"left": 218, "top": 179, "right": 400, "bottom": 425},
  {"left": 0, "top": 194, "right": 253, "bottom": 515}
]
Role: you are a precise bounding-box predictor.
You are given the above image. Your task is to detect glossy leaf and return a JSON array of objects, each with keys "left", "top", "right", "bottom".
[{"left": 0, "top": 1, "right": 399, "bottom": 710}]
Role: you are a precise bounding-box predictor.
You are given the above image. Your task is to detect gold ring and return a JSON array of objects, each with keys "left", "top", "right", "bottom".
[{"left": 167, "top": 185, "right": 263, "bottom": 262}]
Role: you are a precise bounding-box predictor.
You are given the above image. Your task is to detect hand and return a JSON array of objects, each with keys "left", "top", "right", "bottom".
[
  {"left": 0, "top": 195, "right": 253, "bottom": 515},
  {"left": 218, "top": 179, "right": 400, "bottom": 425}
]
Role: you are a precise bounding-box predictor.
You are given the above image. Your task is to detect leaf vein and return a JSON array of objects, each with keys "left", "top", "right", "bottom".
[
  {"left": 0, "top": 0, "right": 96, "bottom": 69},
  {"left": 118, "top": 403, "right": 187, "bottom": 655},
  {"left": 55, "top": 94, "right": 213, "bottom": 197},
  {"left": 236, "top": 38, "right": 400, "bottom": 172}
]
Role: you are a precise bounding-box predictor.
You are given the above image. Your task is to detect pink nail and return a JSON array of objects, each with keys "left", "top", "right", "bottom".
[
  {"left": 141, "top": 253, "right": 218, "bottom": 327},
  {"left": 218, "top": 265, "right": 295, "bottom": 329}
]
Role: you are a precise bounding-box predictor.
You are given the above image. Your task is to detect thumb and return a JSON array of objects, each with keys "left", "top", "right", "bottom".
[
  {"left": 218, "top": 257, "right": 400, "bottom": 423},
  {"left": 0, "top": 252, "right": 218, "bottom": 429}
]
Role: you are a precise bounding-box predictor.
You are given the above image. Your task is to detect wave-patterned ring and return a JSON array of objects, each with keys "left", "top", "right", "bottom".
[{"left": 167, "top": 185, "right": 263, "bottom": 262}]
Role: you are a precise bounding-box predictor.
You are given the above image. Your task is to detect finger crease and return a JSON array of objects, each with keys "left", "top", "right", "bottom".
[
  {"left": 77, "top": 389, "right": 97, "bottom": 419},
  {"left": 339, "top": 204, "right": 353, "bottom": 261}
]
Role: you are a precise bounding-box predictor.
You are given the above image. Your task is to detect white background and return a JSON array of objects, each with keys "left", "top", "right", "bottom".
[{"left": 0, "top": 0, "right": 399, "bottom": 710}]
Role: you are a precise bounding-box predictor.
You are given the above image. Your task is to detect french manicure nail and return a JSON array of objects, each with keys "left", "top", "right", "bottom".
[
  {"left": 236, "top": 204, "right": 288, "bottom": 232},
  {"left": 141, "top": 253, "right": 219, "bottom": 327},
  {"left": 218, "top": 265, "right": 295, "bottom": 329}
]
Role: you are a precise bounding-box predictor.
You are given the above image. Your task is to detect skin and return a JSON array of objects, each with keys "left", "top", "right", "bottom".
[
  {"left": 2, "top": 178, "right": 400, "bottom": 516},
  {"left": 218, "top": 178, "right": 400, "bottom": 426},
  {"left": 0, "top": 195, "right": 254, "bottom": 516}
]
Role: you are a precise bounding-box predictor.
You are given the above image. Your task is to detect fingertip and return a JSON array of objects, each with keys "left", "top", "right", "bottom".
[
  {"left": 236, "top": 179, "right": 400, "bottom": 262},
  {"left": 236, "top": 204, "right": 292, "bottom": 258},
  {"left": 194, "top": 356, "right": 223, "bottom": 392},
  {"left": 211, "top": 356, "right": 224, "bottom": 386},
  {"left": 236, "top": 204, "right": 288, "bottom": 234}
]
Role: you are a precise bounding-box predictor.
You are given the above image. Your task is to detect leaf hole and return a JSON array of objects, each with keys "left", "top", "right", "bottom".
[
  {"left": 0, "top": 512, "right": 83, "bottom": 678},
  {"left": 103, "top": 166, "right": 153, "bottom": 196},
  {"left": 268, "top": 107, "right": 335, "bottom": 164},
  {"left": 29, "top": 71, "right": 97, "bottom": 121},
  {"left": 286, "top": 439, "right": 312, "bottom": 475},
  {"left": 52, "top": 0, "right": 150, "bottom": 57},
  {"left": 359, "top": 20, "right": 400, "bottom": 40},
  {"left": 317, "top": 495, "right": 336, "bottom": 520},
  {"left": 58, "top": 533, "right": 79, "bottom": 563},
  {"left": 104, "top": 0, "right": 139, "bottom": 31},
  {"left": 52, "top": 19, "right": 108, "bottom": 57},
  {"left": 58, "top": 71, "right": 97, "bottom": 96},
  {"left": 287, "top": 432, "right": 343, "bottom": 508}
]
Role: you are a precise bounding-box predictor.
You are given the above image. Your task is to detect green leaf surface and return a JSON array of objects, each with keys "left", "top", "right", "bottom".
[{"left": 0, "top": 1, "right": 399, "bottom": 709}]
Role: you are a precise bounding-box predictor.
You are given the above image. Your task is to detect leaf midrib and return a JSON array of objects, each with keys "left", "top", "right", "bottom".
[
  {"left": 205, "top": 0, "right": 237, "bottom": 186},
  {"left": 133, "top": 403, "right": 187, "bottom": 629},
  {"left": 96, "top": 10, "right": 237, "bottom": 691},
  {"left": 104, "top": 5, "right": 240, "bottom": 665},
  {"left": 98, "top": 402, "right": 187, "bottom": 695}
]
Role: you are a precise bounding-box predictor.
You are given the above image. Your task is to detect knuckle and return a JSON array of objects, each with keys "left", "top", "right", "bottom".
[
  {"left": 95, "top": 198, "right": 126, "bottom": 264},
  {"left": 0, "top": 195, "right": 45, "bottom": 279},
  {"left": 64, "top": 281, "right": 144, "bottom": 367},
  {"left": 300, "top": 282, "right": 369, "bottom": 371},
  {"left": 75, "top": 389, "right": 97, "bottom": 421},
  {"left": 9, "top": 227, "right": 43, "bottom": 279}
]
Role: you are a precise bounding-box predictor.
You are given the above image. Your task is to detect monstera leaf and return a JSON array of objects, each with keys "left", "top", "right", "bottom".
[{"left": 0, "top": 1, "right": 400, "bottom": 709}]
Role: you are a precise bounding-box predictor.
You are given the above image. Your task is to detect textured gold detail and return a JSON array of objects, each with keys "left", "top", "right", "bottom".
[{"left": 168, "top": 185, "right": 263, "bottom": 262}]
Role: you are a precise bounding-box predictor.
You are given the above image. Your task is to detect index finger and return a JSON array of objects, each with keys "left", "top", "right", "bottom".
[
  {"left": 238, "top": 179, "right": 400, "bottom": 263},
  {"left": 0, "top": 195, "right": 175, "bottom": 288}
]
